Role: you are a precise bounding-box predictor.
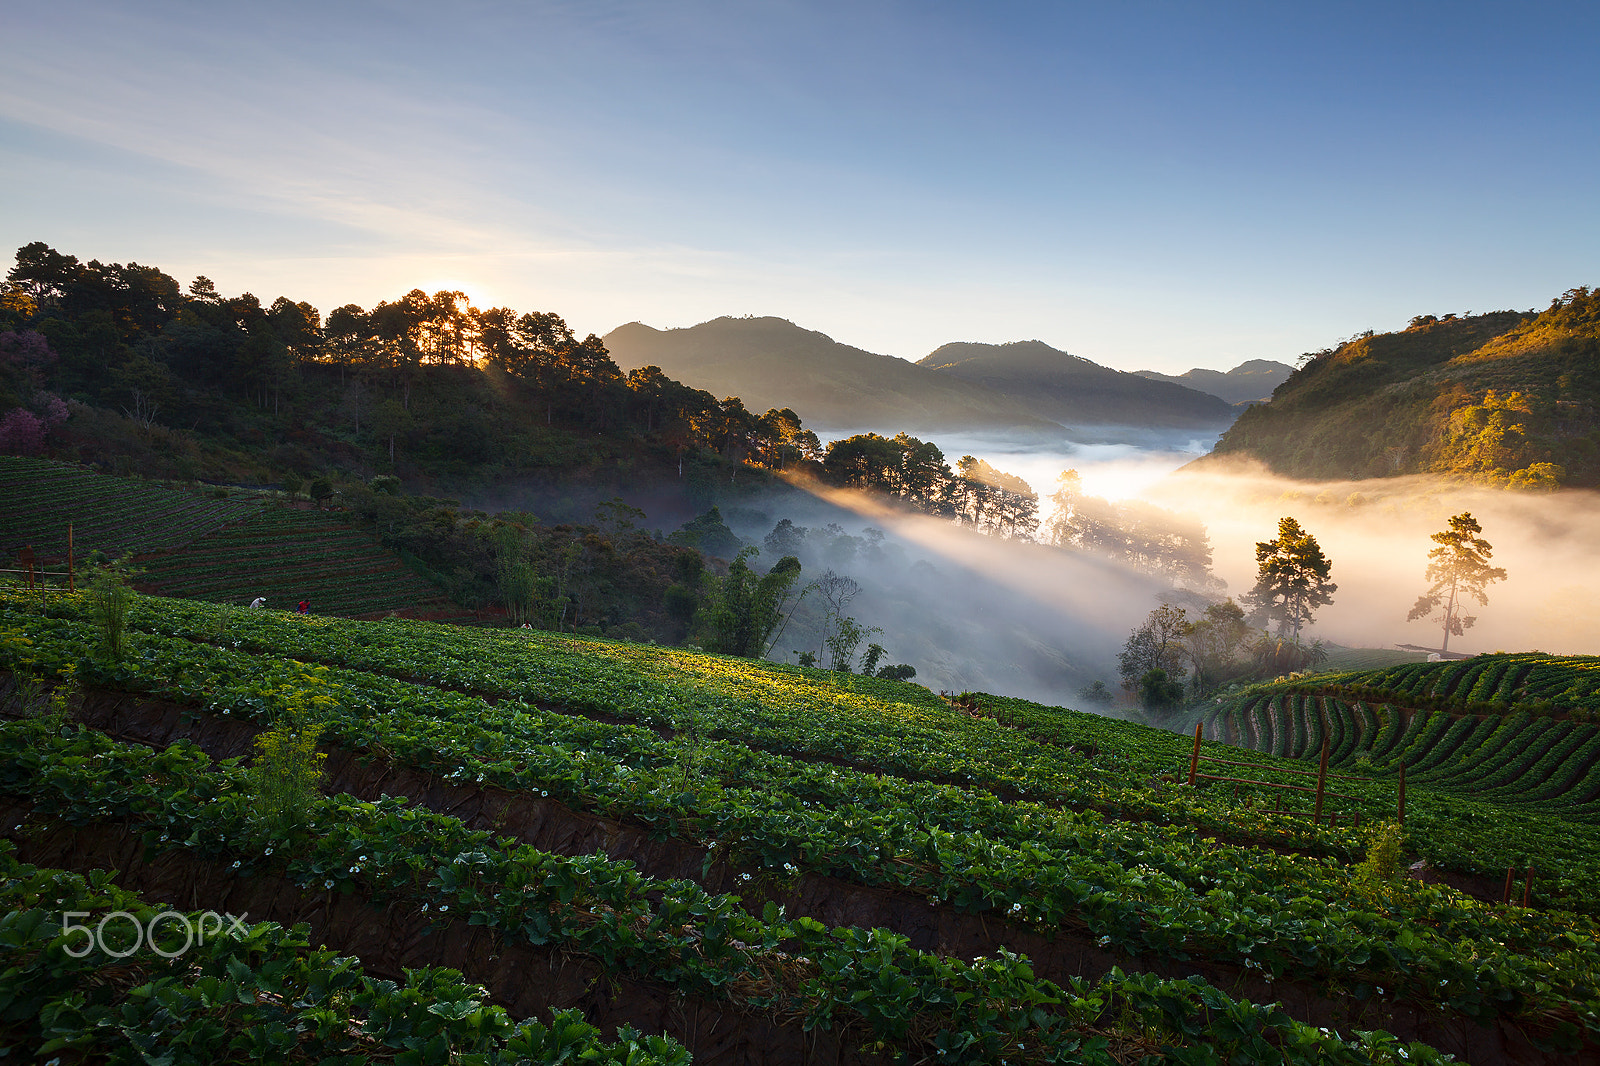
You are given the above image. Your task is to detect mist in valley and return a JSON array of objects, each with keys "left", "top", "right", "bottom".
[
  {"left": 462, "top": 424, "right": 1600, "bottom": 713},
  {"left": 1147, "top": 459, "right": 1600, "bottom": 658},
  {"left": 715, "top": 485, "right": 1179, "bottom": 707},
  {"left": 735, "top": 428, "right": 1600, "bottom": 709}
]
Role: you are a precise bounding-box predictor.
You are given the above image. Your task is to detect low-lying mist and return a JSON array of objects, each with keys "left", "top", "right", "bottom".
[
  {"left": 1146, "top": 458, "right": 1600, "bottom": 657},
  {"left": 715, "top": 485, "right": 1174, "bottom": 707},
  {"left": 465, "top": 427, "right": 1599, "bottom": 713}
]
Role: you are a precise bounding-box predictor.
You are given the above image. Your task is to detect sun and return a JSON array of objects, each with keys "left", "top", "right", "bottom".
[{"left": 420, "top": 280, "right": 490, "bottom": 311}]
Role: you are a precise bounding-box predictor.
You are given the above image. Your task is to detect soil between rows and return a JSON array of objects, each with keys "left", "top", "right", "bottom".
[
  {"left": 14, "top": 686, "right": 1582, "bottom": 1066},
  {"left": 166, "top": 632, "right": 1369, "bottom": 865},
  {"left": 0, "top": 801, "right": 858, "bottom": 1066}
]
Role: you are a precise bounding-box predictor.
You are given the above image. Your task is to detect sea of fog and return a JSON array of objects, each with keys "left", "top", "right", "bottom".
[
  {"left": 812, "top": 425, "right": 1219, "bottom": 503},
  {"left": 486, "top": 423, "right": 1600, "bottom": 707},
  {"left": 800, "top": 425, "right": 1600, "bottom": 669}
]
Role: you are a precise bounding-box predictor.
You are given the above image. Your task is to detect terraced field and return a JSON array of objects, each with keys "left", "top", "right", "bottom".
[
  {"left": 2, "top": 585, "right": 1598, "bottom": 1063},
  {"left": 0, "top": 455, "right": 260, "bottom": 561},
  {"left": 134, "top": 506, "right": 459, "bottom": 619},
  {"left": 1200, "top": 655, "right": 1600, "bottom": 833},
  {"left": 0, "top": 455, "right": 471, "bottom": 622}
]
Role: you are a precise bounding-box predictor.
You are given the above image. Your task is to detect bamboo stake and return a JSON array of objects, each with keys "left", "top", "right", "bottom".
[
  {"left": 1397, "top": 762, "right": 1407, "bottom": 826},
  {"left": 1502, "top": 867, "right": 1514, "bottom": 904},
  {"left": 1523, "top": 865, "right": 1534, "bottom": 907},
  {"left": 67, "top": 523, "right": 74, "bottom": 593}
]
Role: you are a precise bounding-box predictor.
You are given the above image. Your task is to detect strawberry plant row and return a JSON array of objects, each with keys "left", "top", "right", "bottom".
[
  {"left": 0, "top": 718, "right": 1444, "bottom": 1066},
  {"left": 0, "top": 456, "right": 259, "bottom": 560},
  {"left": 103, "top": 593, "right": 1377, "bottom": 855},
  {"left": 132, "top": 510, "right": 446, "bottom": 616},
  {"left": 40, "top": 585, "right": 1600, "bottom": 909},
  {"left": 8, "top": 598, "right": 1600, "bottom": 1040},
  {"left": 0, "top": 845, "right": 687, "bottom": 1065}
]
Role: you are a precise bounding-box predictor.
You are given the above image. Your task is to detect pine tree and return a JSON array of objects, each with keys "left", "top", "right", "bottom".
[
  {"left": 1243, "top": 517, "right": 1336, "bottom": 642},
  {"left": 1407, "top": 512, "right": 1506, "bottom": 654}
]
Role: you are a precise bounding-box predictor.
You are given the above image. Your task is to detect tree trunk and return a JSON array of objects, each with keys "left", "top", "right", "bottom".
[{"left": 1441, "top": 582, "right": 1458, "bottom": 654}]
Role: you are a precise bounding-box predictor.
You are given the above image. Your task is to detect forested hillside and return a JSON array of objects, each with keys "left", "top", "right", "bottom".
[
  {"left": 1207, "top": 289, "right": 1600, "bottom": 486},
  {"left": 0, "top": 244, "right": 1225, "bottom": 658},
  {"left": 0, "top": 243, "right": 821, "bottom": 501}
]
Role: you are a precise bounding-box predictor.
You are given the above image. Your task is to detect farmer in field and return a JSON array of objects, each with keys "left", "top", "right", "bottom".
[
  {"left": 250, "top": 596, "right": 266, "bottom": 609},
  {"left": 298, "top": 599, "right": 309, "bottom": 614}
]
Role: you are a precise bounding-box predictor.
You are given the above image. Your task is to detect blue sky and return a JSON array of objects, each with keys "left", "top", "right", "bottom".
[{"left": 3, "top": 1, "right": 1596, "bottom": 373}]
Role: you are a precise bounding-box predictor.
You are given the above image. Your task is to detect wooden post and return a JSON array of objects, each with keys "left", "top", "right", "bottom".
[
  {"left": 1188, "top": 722, "right": 1202, "bottom": 786},
  {"left": 1502, "top": 867, "right": 1514, "bottom": 904},
  {"left": 1397, "top": 763, "right": 1407, "bottom": 826},
  {"left": 20, "top": 545, "right": 34, "bottom": 591},
  {"left": 1313, "top": 738, "right": 1330, "bottom": 822},
  {"left": 1523, "top": 865, "right": 1534, "bottom": 907},
  {"left": 67, "top": 524, "right": 74, "bottom": 593}
]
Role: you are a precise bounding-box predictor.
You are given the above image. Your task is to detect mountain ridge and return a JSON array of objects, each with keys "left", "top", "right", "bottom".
[
  {"left": 917, "top": 338, "right": 1238, "bottom": 429},
  {"left": 607, "top": 317, "right": 1238, "bottom": 436},
  {"left": 1133, "top": 359, "right": 1295, "bottom": 406},
  {"left": 604, "top": 316, "right": 1063, "bottom": 435}
]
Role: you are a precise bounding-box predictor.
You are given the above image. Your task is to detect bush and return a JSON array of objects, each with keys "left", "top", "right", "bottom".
[
  {"left": 85, "top": 561, "right": 135, "bottom": 660},
  {"left": 0, "top": 408, "right": 45, "bottom": 455},
  {"left": 1139, "top": 668, "right": 1185, "bottom": 714},
  {"left": 1353, "top": 822, "right": 1410, "bottom": 905},
  {"left": 246, "top": 684, "right": 330, "bottom": 829}
]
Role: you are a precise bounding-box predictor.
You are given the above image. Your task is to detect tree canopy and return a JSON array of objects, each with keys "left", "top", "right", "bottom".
[
  {"left": 1407, "top": 511, "right": 1507, "bottom": 654},
  {"left": 1243, "top": 517, "right": 1336, "bottom": 642}
]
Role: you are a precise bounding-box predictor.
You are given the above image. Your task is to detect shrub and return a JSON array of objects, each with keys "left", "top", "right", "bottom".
[
  {"left": 1354, "top": 822, "right": 1410, "bottom": 904},
  {"left": 1139, "top": 668, "right": 1185, "bottom": 714},
  {"left": 85, "top": 561, "right": 135, "bottom": 660},
  {"left": 0, "top": 408, "right": 45, "bottom": 455},
  {"left": 247, "top": 689, "right": 329, "bottom": 830}
]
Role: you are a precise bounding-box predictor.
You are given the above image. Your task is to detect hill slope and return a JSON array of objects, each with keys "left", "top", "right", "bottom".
[
  {"left": 918, "top": 340, "right": 1238, "bottom": 429},
  {"left": 604, "top": 316, "right": 1062, "bottom": 434},
  {"left": 1204, "top": 289, "right": 1600, "bottom": 486},
  {"left": 1134, "top": 358, "right": 1295, "bottom": 405},
  {"left": 3, "top": 587, "right": 1599, "bottom": 1062}
]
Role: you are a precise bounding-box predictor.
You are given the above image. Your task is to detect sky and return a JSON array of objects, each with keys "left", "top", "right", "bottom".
[{"left": 3, "top": 1, "right": 1597, "bottom": 374}]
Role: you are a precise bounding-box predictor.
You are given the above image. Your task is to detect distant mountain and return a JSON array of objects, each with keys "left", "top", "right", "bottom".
[
  {"left": 1201, "top": 290, "right": 1600, "bottom": 487},
  {"left": 1134, "top": 359, "right": 1294, "bottom": 406},
  {"left": 916, "top": 340, "right": 1238, "bottom": 429},
  {"left": 604, "top": 317, "right": 1061, "bottom": 434}
]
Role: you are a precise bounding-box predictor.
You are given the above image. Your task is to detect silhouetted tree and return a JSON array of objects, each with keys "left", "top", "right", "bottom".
[
  {"left": 701, "top": 548, "right": 803, "bottom": 657},
  {"left": 1243, "top": 517, "right": 1336, "bottom": 641},
  {"left": 1119, "top": 603, "right": 1189, "bottom": 691},
  {"left": 1407, "top": 512, "right": 1507, "bottom": 654}
]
